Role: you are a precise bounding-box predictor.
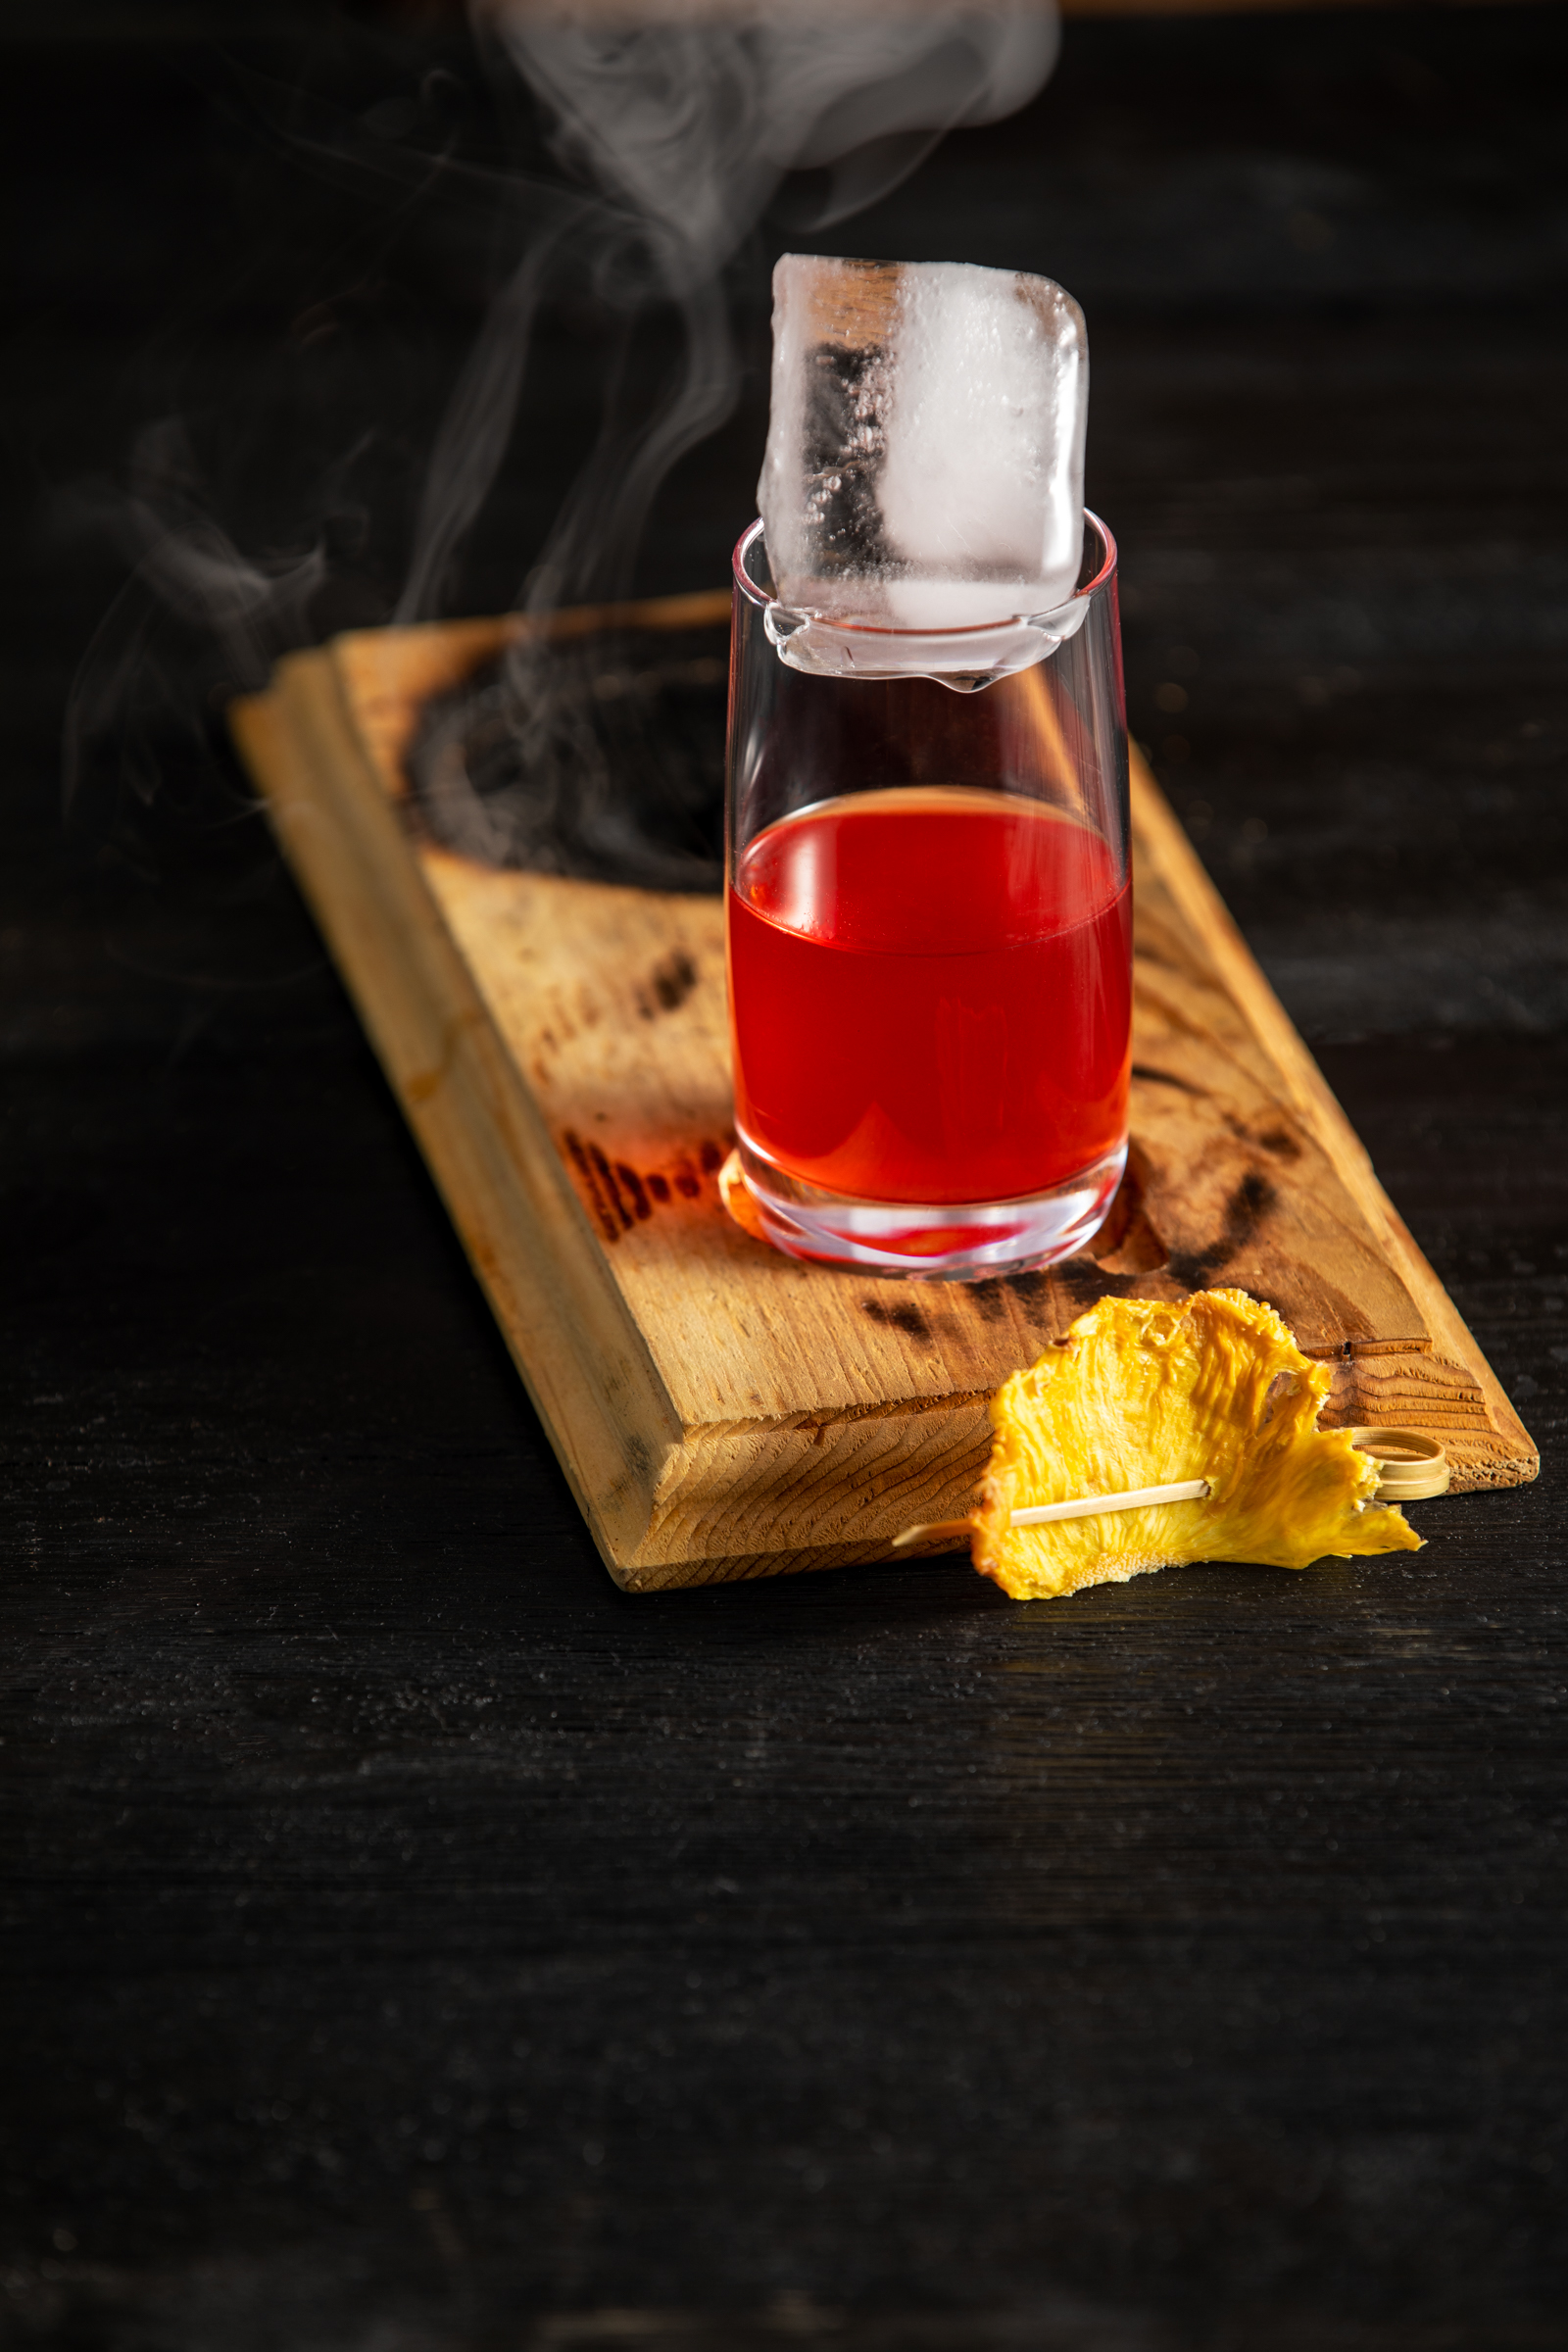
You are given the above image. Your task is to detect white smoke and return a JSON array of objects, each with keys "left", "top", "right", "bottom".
[
  {"left": 491, "top": 0, "right": 1058, "bottom": 279},
  {"left": 63, "top": 417, "right": 329, "bottom": 832},
  {"left": 399, "top": 0, "right": 1060, "bottom": 621},
  {"left": 66, "top": 1, "right": 1061, "bottom": 877}
]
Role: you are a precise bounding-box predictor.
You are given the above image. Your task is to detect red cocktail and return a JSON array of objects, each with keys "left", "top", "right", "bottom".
[{"left": 731, "top": 785, "right": 1131, "bottom": 1204}]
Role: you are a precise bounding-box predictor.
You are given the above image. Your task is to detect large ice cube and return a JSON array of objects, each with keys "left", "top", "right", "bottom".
[{"left": 759, "top": 254, "right": 1088, "bottom": 639}]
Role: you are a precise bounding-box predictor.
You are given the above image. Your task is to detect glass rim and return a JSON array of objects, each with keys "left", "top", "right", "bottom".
[{"left": 731, "top": 509, "right": 1117, "bottom": 638}]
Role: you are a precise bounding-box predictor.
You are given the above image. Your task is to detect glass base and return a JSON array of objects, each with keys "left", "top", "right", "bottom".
[{"left": 733, "top": 1137, "right": 1128, "bottom": 1282}]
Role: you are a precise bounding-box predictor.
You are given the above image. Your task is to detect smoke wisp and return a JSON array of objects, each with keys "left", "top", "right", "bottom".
[
  {"left": 68, "top": 0, "right": 1061, "bottom": 892},
  {"left": 412, "top": 0, "right": 1059, "bottom": 883}
]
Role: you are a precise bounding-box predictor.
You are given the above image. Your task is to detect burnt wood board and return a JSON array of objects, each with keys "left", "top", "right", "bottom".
[{"left": 230, "top": 602, "right": 1538, "bottom": 1588}]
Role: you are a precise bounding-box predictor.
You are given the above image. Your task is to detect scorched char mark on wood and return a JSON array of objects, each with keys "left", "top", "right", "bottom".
[{"left": 564, "top": 1131, "right": 727, "bottom": 1246}]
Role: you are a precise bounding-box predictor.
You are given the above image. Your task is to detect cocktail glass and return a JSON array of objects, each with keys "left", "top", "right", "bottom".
[{"left": 725, "top": 511, "right": 1132, "bottom": 1280}]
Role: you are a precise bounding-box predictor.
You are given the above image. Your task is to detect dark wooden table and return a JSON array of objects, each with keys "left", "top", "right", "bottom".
[{"left": 5, "top": 7, "right": 1567, "bottom": 2344}]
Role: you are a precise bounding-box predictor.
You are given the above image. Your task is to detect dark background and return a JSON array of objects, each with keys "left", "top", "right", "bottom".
[{"left": 5, "top": 5, "right": 1568, "bottom": 2345}]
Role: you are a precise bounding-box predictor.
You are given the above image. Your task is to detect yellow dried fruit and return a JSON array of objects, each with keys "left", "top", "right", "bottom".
[{"left": 972, "top": 1289, "right": 1422, "bottom": 1601}]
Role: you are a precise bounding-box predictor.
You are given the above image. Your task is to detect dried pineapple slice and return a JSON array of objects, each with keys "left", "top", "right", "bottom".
[{"left": 973, "top": 1289, "right": 1422, "bottom": 1601}]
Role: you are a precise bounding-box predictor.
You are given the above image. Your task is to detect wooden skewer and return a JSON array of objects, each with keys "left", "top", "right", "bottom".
[
  {"left": 892, "top": 1479, "right": 1207, "bottom": 1551},
  {"left": 891, "top": 1519, "right": 978, "bottom": 1549},
  {"left": 892, "top": 1430, "right": 1448, "bottom": 1551},
  {"left": 1012, "top": 1478, "right": 1210, "bottom": 1524}
]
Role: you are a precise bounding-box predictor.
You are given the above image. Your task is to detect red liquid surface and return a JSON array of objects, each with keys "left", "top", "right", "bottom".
[{"left": 728, "top": 786, "right": 1132, "bottom": 1205}]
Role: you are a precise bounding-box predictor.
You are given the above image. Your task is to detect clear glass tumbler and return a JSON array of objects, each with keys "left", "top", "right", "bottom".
[{"left": 725, "top": 512, "right": 1132, "bottom": 1280}]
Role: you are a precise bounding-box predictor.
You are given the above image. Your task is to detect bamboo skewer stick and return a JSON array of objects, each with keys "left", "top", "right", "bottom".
[
  {"left": 891, "top": 1482, "right": 1206, "bottom": 1551},
  {"left": 892, "top": 1429, "right": 1448, "bottom": 1552},
  {"left": 1012, "top": 1478, "right": 1210, "bottom": 1524}
]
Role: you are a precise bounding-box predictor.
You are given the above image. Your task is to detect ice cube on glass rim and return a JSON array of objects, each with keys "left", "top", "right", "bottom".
[{"left": 758, "top": 254, "right": 1088, "bottom": 632}]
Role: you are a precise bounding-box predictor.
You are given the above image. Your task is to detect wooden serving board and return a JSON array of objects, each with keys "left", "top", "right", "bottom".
[{"left": 230, "top": 597, "right": 1538, "bottom": 1589}]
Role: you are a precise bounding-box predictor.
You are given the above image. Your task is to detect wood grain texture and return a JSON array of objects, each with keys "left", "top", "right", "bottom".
[{"left": 231, "top": 610, "right": 1537, "bottom": 1587}]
